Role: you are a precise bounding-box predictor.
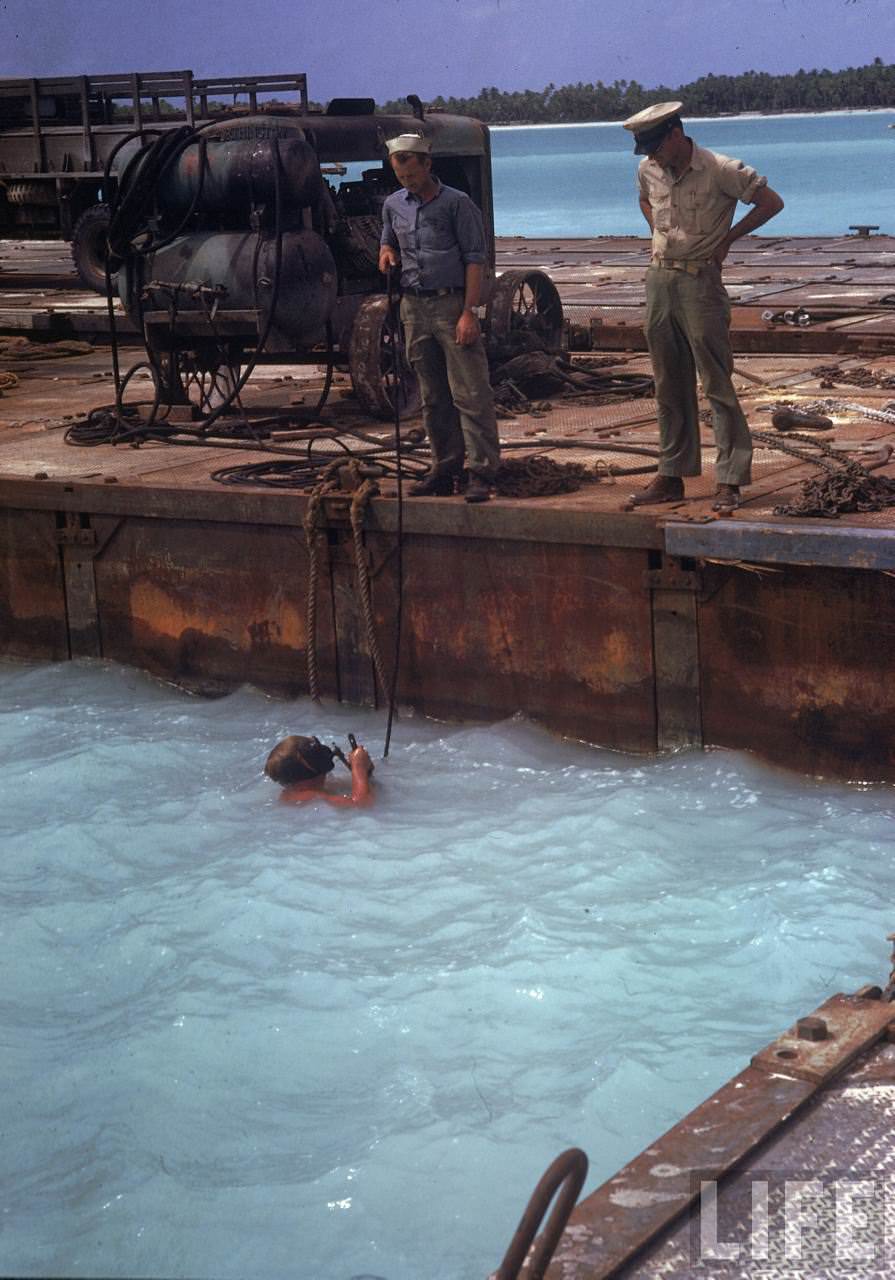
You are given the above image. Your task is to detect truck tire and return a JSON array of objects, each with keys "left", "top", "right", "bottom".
[{"left": 71, "top": 203, "right": 112, "bottom": 293}]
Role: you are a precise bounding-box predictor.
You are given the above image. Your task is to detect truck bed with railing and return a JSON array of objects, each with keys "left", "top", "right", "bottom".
[{"left": 0, "top": 70, "right": 309, "bottom": 288}]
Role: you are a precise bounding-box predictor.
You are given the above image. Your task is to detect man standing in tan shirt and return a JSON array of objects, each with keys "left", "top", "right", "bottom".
[{"left": 623, "top": 103, "right": 784, "bottom": 511}]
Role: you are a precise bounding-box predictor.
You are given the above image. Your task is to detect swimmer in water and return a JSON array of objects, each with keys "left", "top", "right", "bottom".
[{"left": 264, "top": 735, "right": 374, "bottom": 808}]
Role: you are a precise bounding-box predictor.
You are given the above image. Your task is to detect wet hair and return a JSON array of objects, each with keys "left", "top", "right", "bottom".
[{"left": 264, "top": 735, "right": 336, "bottom": 786}]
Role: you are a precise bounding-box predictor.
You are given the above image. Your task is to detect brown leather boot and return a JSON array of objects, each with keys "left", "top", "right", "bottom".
[
  {"left": 712, "top": 484, "right": 741, "bottom": 512},
  {"left": 464, "top": 473, "right": 492, "bottom": 504},
  {"left": 627, "top": 475, "right": 685, "bottom": 507},
  {"left": 408, "top": 470, "right": 457, "bottom": 497}
]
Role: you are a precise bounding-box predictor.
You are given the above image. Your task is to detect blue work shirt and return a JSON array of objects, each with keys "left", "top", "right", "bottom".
[{"left": 380, "top": 179, "right": 486, "bottom": 290}]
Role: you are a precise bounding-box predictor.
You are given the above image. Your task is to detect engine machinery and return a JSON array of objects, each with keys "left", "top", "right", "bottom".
[{"left": 111, "top": 95, "right": 563, "bottom": 422}]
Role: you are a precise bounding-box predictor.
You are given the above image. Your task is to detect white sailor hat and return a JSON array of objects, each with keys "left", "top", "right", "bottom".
[
  {"left": 385, "top": 133, "right": 432, "bottom": 156},
  {"left": 622, "top": 101, "right": 684, "bottom": 154}
]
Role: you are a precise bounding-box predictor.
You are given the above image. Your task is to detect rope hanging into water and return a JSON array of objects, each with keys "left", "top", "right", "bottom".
[
  {"left": 383, "top": 269, "right": 406, "bottom": 759},
  {"left": 301, "top": 460, "right": 395, "bottom": 706},
  {"left": 302, "top": 470, "right": 342, "bottom": 702},
  {"left": 349, "top": 475, "right": 390, "bottom": 700}
]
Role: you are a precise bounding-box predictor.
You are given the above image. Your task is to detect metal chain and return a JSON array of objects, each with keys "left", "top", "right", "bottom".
[
  {"left": 752, "top": 429, "right": 867, "bottom": 477},
  {"left": 822, "top": 398, "right": 895, "bottom": 426},
  {"left": 752, "top": 426, "right": 895, "bottom": 518}
]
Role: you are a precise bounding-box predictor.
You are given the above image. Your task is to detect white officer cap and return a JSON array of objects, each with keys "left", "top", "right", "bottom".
[
  {"left": 622, "top": 101, "right": 684, "bottom": 154},
  {"left": 385, "top": 133, "right": 432, "bottom": 156}
]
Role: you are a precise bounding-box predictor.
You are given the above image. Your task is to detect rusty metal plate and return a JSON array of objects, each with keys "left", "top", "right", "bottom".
[
  {"left": 541, "top": 996, "right": 895, "bottom": 1280},
  {"left": 618, "top": 1039, "right": 895, "bottom": 1277},
  {"left": 696, "top": 559, "right": 895, "bottom": 782},
  {"left": 372, "top": 534, "right": 658, "bottom": 751},
  {"left": 751, "top": 994, "right": 895, "bottom": 1085},
  {"left": 0, "top": 505, "right": 69, "bottom": 659},
  {"left": 544, "top": 1065, "right": 815, "bottom": 1280},
  {"left": 666, "top": 520, "right": 895, "bottom": 572},
  {"left": 91, "top": 513, "right": 320, "bottom": 697}
]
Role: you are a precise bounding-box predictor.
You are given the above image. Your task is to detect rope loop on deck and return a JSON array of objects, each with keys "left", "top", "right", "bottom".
[{"left": 492, "top": 1146, "right": 589, "bottom": 1280}]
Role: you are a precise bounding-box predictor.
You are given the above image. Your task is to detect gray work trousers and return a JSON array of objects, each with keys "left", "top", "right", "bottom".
[
  {"left": 644, "top": 264, "right": 753, "bottom": 486},
  {"left": 400, "top": 292, "right": 499, "bottom": 478}
]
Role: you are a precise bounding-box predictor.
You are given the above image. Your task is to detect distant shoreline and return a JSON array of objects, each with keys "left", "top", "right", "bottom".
[{"left": 490, "top": 107, "right": 895, "bottom": 130}]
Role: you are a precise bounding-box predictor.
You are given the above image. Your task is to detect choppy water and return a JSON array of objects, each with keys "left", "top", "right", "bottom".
[
  {"left": 490, "top": 110, "right": 895, "bottom": 237},
  {"left": 2, "top": 660, "right": 892, "bottom": 1279}
]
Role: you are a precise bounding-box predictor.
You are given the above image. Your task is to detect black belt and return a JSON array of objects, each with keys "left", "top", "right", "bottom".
[{"left": 402, "top": 286, "right": 464, "bottom": 298}]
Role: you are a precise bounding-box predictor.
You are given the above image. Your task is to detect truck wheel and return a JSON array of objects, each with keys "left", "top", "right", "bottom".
[
  {"left": 71, "top": 204, "right": 113, "bottom": 293},
  {"left": 349, "top": 294, "right": 420, "bottom": 420},
  {"left": 486, "top": 269, "right": 564, "bottom": 355}
]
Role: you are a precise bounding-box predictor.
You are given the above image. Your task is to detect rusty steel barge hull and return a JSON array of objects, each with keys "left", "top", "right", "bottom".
[{"left": 2, "top": 234, "right": 895, "bottom": 783}]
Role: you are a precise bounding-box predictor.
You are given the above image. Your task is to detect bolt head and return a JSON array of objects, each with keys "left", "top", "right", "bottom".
[{"left": 797, "top": 1016, "right": 828, "bottom": 1042}]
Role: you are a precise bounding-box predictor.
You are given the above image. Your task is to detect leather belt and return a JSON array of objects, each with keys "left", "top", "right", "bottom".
[
  {"left": 402, "top": 286, "right": 464, "bottom": 298},
  {"left": 651, "top": 257, "right": 715, "bottom": 276}
]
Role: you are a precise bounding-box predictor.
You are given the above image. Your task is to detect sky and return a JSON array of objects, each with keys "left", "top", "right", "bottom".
[{"left": 0, "top": 0, "right": 892, "bottom": 106}]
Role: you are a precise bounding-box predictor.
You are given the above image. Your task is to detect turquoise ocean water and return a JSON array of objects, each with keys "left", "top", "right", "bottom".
[
  {"left": 2, "top": 661, "right": 892, "bottom": 1279},
  {"left": 490, "top": 110, "right": 895, "bottom": 238}
]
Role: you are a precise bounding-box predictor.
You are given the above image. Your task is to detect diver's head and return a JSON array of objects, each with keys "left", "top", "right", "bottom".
[{"left": 264, "top": 735, "right": 336, "bottom": 786}]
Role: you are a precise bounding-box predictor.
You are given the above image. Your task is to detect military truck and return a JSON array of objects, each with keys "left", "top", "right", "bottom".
[
  {"left": 1, "top": 68, "right": 562, "bottom": 418},
  {"left": 0, "top": 70, "right": 310, "bottom": 290}
]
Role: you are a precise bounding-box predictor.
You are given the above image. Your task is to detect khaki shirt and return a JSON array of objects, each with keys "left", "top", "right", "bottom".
[{"left": 638, "top": 142, "right": 766, "bottom": 262}]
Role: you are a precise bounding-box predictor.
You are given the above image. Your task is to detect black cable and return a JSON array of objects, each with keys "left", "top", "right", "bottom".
[
  {"left": 191, "top": 132, "right": 286, "bottom": 436},
  {"left": 383, "top": 266, "right": 405, "bottom": 759},
  {"left": 309, "top": 321, "right": 336, "bottom": 418}
]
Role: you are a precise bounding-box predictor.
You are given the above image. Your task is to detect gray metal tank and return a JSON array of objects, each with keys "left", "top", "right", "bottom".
[
  {"left": 162, "top": 122, "right": 324, "bottom": 228},
  {"left": 113, "top": 118, "right": 324, "bottom": 231},
  {"left": 120, "top": 228, "right": 338, "bottom": 348}
]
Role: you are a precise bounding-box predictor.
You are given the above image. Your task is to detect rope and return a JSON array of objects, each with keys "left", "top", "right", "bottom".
[
  {"left": 0, "top": 372, "right": 19, "bottom": 391},
  {"left": 302, "top": 471, "right": 341, "bottom": 701},
  {"left": 383, "top": 265, "right": 406, "bottom": 759},
  {"left": 349, "top": 469, "right": 390, "bottom": 700},
  {"left": 495, "top": 454, "right": 599, "bottom": 497},
  {"left": 300, "top": 462, "right": 393, "bottom": 704}
]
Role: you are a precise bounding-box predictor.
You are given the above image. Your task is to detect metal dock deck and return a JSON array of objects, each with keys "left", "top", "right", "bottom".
[{"left": 1, "top": 234, "right": 894, "bottom": 781}]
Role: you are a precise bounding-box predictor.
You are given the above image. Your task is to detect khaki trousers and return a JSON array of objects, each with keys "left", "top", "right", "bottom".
[
  {"left": 644, "top": 264, "right": 753, "bottom": 486},
  {"left": 400, "top": 292, "right": 499, "bottom": 478}
]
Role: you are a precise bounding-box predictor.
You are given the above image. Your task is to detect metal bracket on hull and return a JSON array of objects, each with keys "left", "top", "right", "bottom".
[
  {"left": 646, "top": 557, "right": 703, "bottom": 752},
  {"left": 56, "top": 511, "right": 121, "bottom": 659}
]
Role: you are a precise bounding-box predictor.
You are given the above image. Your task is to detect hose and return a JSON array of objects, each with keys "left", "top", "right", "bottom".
[{"left": 383, "top": 266, "right": 405, "bottom": 759}]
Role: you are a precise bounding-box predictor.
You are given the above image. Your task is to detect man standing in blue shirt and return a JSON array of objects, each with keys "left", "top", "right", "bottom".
[{"left": 379, "top": 133, "right": 499, "bottom": 503}]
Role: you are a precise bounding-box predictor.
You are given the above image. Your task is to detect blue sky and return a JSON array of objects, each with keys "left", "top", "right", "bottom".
[{"left": 1, "top": 0, "right": 892, "bottom": 105}]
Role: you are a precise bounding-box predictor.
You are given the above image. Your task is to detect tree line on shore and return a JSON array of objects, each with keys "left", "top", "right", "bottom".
[{"left": 378, "top": 58, "right": 893, "bottom": 123}]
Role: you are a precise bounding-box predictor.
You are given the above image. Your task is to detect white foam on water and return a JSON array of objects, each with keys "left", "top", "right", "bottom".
[{"left": 1, "top": 659, "right": 892, "bottom": 1279}]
